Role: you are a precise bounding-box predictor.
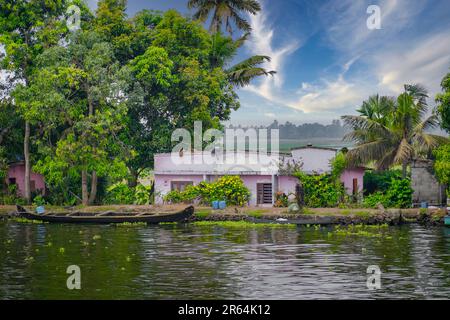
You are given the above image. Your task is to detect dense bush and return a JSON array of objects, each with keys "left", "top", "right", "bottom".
[
  {"left": 104, "top": 183, "right": 154, "bottom": 205},
  {"left": 164, "top": 176, "right": 251, "bottom": 207},
  {"left": 294, "top": 172, "right": 346, "bottom": 208},
  {"left": 363, "top": 178, "right": 412, "bottom": 208},
  {"left": 363, "top": 170, "right": 402, "bottom": 195},
  {"left": 434, "top": 143, "right": 450, "bottom": 195}
]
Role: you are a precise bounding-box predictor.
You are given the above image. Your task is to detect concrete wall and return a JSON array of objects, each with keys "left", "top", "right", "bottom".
[
  {"left": 340, "top": 168, "right": 365, "bottom": 195},
  {"left": 411, "top": 160, "right": 447, "bottom": 206},
  {"left": 6, "top": 163, "right": 46, "bottom": 196}
]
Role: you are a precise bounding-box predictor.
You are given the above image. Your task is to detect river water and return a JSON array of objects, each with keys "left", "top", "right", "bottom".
[{"left": 0, "top": 221, "right": 449, "bottom": 299}]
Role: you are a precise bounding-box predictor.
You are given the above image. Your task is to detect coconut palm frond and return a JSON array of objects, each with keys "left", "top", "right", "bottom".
[{"left": 393, "top": 138, "right": 413, "bottom": 165}]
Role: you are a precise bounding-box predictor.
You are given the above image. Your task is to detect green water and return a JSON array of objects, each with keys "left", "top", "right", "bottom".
[{"left": 0, "top": 220, "right": 449, "bottom": 299}]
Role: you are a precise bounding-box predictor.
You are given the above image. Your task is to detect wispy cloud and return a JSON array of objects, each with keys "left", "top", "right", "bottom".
[
  {"left": 243, "top": 2, "right": 300, "bottom": 102},
  {"left": 239, "top": 0, "right": 450, "bottom": 119}
]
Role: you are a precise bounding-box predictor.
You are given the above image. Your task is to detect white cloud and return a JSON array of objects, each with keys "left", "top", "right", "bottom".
[
  {"left": 374, "top": 32, "right": 450, "bottom": 95},
  {"left": 264, "top": 112, "right": 276, "bottom": 118},
  {"left": 243, "top": 2, "right": 300, "bottom": 102}
]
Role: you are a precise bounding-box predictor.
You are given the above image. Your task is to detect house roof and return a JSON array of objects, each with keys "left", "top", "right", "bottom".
[{"left": 290, "top": 145, "right": 338, "bottom": 152}]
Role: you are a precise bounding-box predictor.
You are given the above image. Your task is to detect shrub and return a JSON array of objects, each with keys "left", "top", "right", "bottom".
[
  {"left": 386, "top": 178, "right": 413, "bottom": 208},
  {"left": 363, "top": 178, "right": 412, "bottom": 208},
  {"left": 105, "top": 183, "right": 154, "bottom": 205},
  {"left": 164, "top": 176, "right": 251, "bottom": 207},
  {"left": 434, "top": 143, "right": 450, "bottom": 196},
  {"left": 363, "top": 170, "right": 402, "bottom": 195},
  {"left": 274, "top": 192, "right": 289, "bottom": 208},
  {"left": 32, "top": 195, "right": 47, "bottom": 206},
  {"left": 294, "top": 172, "right": 346, "bottom": 208}
]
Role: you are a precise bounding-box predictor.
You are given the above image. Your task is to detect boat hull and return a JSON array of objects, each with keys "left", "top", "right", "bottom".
[
  {"left": 15, "top": 205, "right": 194, "bottom": 224},
  {"left": 445, "top": 216, "right": 450, "bottom": 227}
]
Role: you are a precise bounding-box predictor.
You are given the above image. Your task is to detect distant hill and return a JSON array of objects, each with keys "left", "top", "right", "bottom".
[{"left": 227, "top": 120, "right": 349, "bottom": 140}]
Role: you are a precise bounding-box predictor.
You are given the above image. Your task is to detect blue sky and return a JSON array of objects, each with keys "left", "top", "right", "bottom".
[{"left": 87, "top": 0, "right": 450, "bottom": 125}]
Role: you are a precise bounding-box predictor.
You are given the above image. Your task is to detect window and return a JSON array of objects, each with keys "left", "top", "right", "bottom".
[
  {"left": 171, "top": 181, "right": 193, "bottom": 192},
  {"left": 8, "top": 178, "right": 16, "bottom": 185},
  {"left": 257, "top": 183, "right": 273, "bottom": 205}
]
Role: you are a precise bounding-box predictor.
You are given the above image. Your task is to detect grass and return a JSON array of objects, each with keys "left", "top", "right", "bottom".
[
  {"left": 247, "top": 209, "right": 266, "bottom": 218},
  {"left": 195, "top": 209, "right": 212, "bottom": 219},
  {"left": 9, "top": 217, "right": 47, "bottom": 224},
  {"left": 328, "top": 224, "right": 389, "bottom": 238},
  {"left": 114, "top": 222, "right": 147, "bottom": 227},
  {"left": 193, "top": 221, "right": 296, "bottom": 229}
]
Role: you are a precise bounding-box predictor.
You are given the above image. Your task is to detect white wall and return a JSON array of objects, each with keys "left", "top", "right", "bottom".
[{"left": 290, "top": 148, "right": 336, "bottom": 174}]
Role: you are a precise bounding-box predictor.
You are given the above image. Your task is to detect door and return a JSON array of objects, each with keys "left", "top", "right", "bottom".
[{"left": 257, "top": 183, "right": 273, "bottom": 205}]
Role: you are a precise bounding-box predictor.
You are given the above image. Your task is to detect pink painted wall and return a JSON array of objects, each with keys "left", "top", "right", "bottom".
[
  {"left": 240, "top": 175, "right": 273, "bottom": 206},
  {"left": 6, "top": 163, "right": 46, "bottom": 196},
  {"left": 154, "top": 174, "right": 205, "bottom": 204},
  {"left": 340, "top": 168, "right": 365, "bottom": 195},
  {"left": 278, "top": 176, "right": 298, "bottom": 195}
]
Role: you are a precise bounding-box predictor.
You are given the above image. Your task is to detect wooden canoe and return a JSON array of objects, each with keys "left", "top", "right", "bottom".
[{"left": 15, "top": 205, "right": 194, "bottom": 224}]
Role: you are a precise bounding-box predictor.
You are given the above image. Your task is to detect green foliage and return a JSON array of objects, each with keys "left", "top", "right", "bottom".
[
  {"left": 433, "top": 143, "right": 450, "bottom": 195},
  {"left": 363, "top": 170, "right": 402, "bottom": 195},
  {"left": 294, "top": 172, "right": 346, "bottom": 208},
  {"left": 164, "top": 176, "right": 251, "bottom": 207},
  {"left": 105, "top": 183, "right": 154, "bottom": 205},
  {"left": 343, "top": 85, "right": 446, "bottom": 174},
  {"left": 0, "top": 184, "right": 25, "bottom": 205},
  {"left": 436, "top": 71, "right": 450, "bottom": 133},
  {"left": 32, "top": 195, "right": 46, "bottom": 207},
  {"left": 193, "top": 221, "right": 296, "bottom": 229},
  {"left": 363, "top": 178, "right": 412, "bottom": 208},
  {"left": 274, "top": 192, "right": 289, "bottom": 208},
  {"left": 330, "top": 152, "right": 347, "bottom": 179}
]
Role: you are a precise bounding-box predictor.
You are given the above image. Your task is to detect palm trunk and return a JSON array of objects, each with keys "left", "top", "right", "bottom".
[
  {"left": 81, "top": 170, "right": 89, "bottom": 206},
  {"left": 402, "top": 162, "right": 408, "bottom": 179},
  {"left": 24, "top": 121, "right": 31, "bottom": 204},
  {"left": 88, "top": 171, "right": 98, "bottom": 205}
]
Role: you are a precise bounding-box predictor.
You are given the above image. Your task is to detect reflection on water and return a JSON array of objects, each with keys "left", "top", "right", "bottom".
[{"left": 0, "top": 221, "right": 449, "bottom": 299}]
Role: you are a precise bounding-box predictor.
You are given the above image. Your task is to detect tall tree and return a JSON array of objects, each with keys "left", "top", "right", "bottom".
[
  {"left": 188, "top": 0, "right": 261, "bottom": 35},
  {"left": 436, "top": 70, "right": 450, "bottom": 133},
  {"left": 14, "top": 31, "right": 130, "bottom": 205},
  {"left": 0, "top": 0, "right": 89, "bottom": 203},
  {"left": 342, "top": 84, "right": 447, "bottom": 178}
]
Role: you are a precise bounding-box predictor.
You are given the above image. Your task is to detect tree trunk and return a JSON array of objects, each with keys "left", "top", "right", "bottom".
[
  {"left": 88, "top": 171, "right": 98, "bottom": 205},
  {"left": 24, "top": 121, "right": 31, "bottom": 204},
  {"left": 402, "top": 162, "right": 408, "bottom": 179},
  {"left": 128, "top": 169, "right": 139, "bottom": 188},
  {"left": 81, "top": 170, "right": 89, "bottom": 206}
]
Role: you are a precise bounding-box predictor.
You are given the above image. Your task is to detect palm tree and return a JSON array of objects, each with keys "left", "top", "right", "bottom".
[
  {"left": 208, "top": 31, "right": 276, "bottom": 87},
  {"left": 226, "top": 55, "right": 276, "bottom": 87},
  {"left": 342, "top": 84, "right": 447, "bottom": 178},
  {"left": 189, "top": 1, "right": 275, "bottom": 88},
  {"left": 188, "top": 0, "right": 261, "bottom": 35}
]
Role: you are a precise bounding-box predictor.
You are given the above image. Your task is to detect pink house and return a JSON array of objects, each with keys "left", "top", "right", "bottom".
[
  {"left": 5, "top": 162, "right": 46, "bottom": 197},
  {"left": 154, "top": 146, "right": 365, "bottom": 206}
]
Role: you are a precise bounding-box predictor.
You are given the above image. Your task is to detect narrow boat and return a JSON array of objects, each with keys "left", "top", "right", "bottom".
[{"left": 15, "top": 205, "right": 194, "bottom": 224}]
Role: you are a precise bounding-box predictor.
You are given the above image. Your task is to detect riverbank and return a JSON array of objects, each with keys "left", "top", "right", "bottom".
[{"left": 0, "top": 205, "right": 447, "bottom": 225}]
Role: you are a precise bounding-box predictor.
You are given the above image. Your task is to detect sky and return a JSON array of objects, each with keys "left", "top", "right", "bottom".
[{"left": 87, "top": 1, "right": 450, "bottom": 125}]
